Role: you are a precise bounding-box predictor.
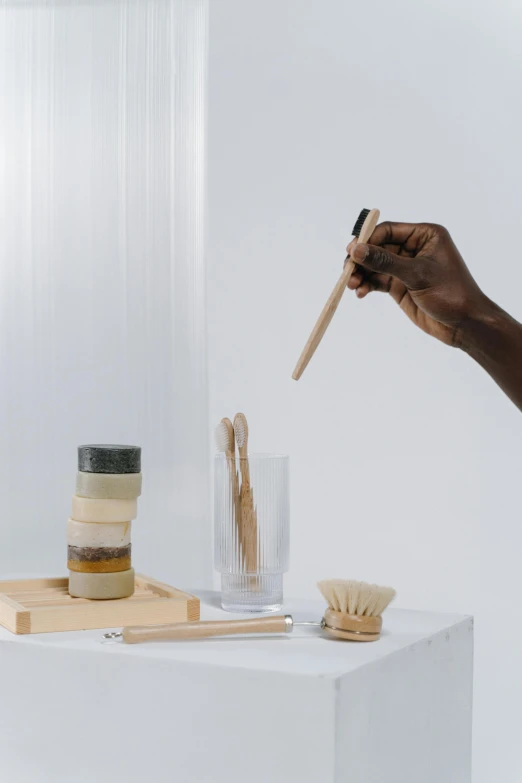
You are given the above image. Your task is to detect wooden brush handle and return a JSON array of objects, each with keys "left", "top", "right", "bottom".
[
  {"left": 240, "top": 484, "right": 258, "bottom": 573},
  {"left": 292, "top": 265, "right": 355, "bottom": 380},
  {"left": 122, "top": 615, "right": 291, "bottom": 644},
  {"left": 238, "top": 447, "right": 251, "bottom": 488},
  {"left": 226, "top": 452, "right": 242, "bottom": 555},
  {"left": 292, "top": 208, "right": 380, "bottom": 380},
  {"left": 235, "top": 414, "right": 257, "bottom": 573}
]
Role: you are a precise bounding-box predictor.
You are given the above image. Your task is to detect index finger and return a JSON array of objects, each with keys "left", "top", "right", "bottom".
[{"left": 368, "top": 222, "right": 419, "bottom": 247}]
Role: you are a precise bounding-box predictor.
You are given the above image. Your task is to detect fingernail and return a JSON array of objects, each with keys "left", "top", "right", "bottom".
[{"left": 353, "top": 243, "right": 369, "bottom": 261}]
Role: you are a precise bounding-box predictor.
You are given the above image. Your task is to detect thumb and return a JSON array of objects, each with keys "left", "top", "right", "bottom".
[{"left": 352, "top": 242, "right": 418, "bottom": 288}]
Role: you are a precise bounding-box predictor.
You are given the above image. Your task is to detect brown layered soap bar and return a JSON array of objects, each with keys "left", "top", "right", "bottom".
[{"left": 68, "top": 544, "right": 131, "bottom": 573}]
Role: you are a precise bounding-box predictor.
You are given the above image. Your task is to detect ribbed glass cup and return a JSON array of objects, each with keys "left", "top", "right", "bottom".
[{"left": 214, "top": 454, "right": 290, "bottom": 612}]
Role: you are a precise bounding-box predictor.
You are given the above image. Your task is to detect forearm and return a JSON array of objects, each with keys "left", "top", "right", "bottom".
[{"left": 460, "top": 297, "right": 522, "bottom": 411}]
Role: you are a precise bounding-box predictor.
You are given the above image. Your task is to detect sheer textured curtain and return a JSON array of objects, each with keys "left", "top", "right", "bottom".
[{"left": 0, "top": 0, "right": 210, "bottom": 586}]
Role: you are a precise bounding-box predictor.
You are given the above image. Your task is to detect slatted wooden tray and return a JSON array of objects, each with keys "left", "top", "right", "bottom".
[{"left": 0, "top": 574, "right": 199, "bottom": 634}]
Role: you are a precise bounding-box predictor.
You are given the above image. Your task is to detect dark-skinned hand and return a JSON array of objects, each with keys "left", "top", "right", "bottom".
[
  {"left": 345, "top": 220, "right": 522, "bottom": 412},
  {"left": 346, "top": 222, "right": 486, "bottom": 348}
]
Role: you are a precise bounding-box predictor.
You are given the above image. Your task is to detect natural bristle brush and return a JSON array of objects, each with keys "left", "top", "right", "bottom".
[
  {"left": 103, "top": 580, "right": 396, "bottom": 644},
  {"left": 292, "top": 207, "right": 380, "bottom": 380},
  {"left": 317, "top": 579, "right": 396, "bottom": 642}
]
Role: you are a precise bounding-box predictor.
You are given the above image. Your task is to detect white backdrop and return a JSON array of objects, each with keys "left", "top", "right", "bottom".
[{"left": 208, "top": 1, "right": 522, "bottom": 780}]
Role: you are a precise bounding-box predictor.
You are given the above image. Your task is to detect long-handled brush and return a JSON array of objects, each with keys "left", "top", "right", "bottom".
[{"left": 104, "top": 579, "right": 396, "bottom": 643}]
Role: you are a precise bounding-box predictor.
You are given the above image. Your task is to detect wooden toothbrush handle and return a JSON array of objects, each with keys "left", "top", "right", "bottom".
[
  {"left": 292, "top": 207, "right": 380, "bottom": 381},
  {"left": 122, "top": 615, "right": 291, "bottom": 644},
  {"left": 237, "top": 443, "right": 256, "bottom": 571},
  {"left": 292, "top": 264, "right": 354, "bottom": 380},
  {"left": 238, "top": 450, "right": 251, "bottom": 488},
  {"left": 239, "top": 464, "right": 258, "bottom": 573},
  {"left": 226, "top": 454, "right": 242, "bottom": 553},
  {"left": 243, "top": 487, "right": 258, "bottom": 573}
]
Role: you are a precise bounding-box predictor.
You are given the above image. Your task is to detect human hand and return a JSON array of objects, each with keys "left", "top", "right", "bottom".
[{"left": 346, "top": 222, "right": 487, "bottom": 347}]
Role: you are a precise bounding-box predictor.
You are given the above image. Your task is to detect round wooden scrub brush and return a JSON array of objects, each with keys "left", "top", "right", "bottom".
[{"left": 318, "top": 579, "right": 396, "bottom": 642}]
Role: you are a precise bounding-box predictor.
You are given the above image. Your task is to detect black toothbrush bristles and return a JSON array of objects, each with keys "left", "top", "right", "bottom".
[{"left": 352, "top": 208, "right": 370, "bottom": 238}]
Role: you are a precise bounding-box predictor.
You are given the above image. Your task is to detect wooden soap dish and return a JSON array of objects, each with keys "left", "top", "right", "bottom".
[{"left": 0, "top": 573, "right": 199, "bottom": 634}]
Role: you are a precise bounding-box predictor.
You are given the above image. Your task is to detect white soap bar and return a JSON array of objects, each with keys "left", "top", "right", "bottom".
[
  {"left": 66, "top": 518, "right": 131, "bottom": 548},
  {"left": 75, "top": 471, "right": 142, "bottom": 500},
  {"left": 71, "top": 496, "right": 137, "bottom": 523},
  {"left": 68, "top": 568, "right": 135, "bottom": 599}
]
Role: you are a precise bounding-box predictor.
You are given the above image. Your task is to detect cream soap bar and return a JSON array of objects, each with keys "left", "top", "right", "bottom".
[
  {"left": 66, "top": 518, "right": 131, "bottom": 548},
  {"left": 76, "top": 472, "right": 142, "bottom": 500},
  {"left": 71, "top": 496, "right": 137, "bottom": 523},
  {"left": 68, "top": 568, "right": 135, "bottom": 599}
]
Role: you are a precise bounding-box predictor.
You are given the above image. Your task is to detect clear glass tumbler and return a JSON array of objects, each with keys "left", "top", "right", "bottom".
[{"left": 214, "top": 454, "right": 290, "bottom": 612}]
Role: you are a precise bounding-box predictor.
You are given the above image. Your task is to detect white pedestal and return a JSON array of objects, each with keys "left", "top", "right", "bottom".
[{"left": 0, "top": 592, "right": 473, "bottom": 783}]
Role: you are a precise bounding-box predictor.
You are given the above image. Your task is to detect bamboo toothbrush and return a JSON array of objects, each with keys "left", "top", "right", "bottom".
[
  {"left": 233, "top": 412, "right": 258, "bottom": 574},
  {"left": 103, "top": 580, "right": 396, "bottom": 644},
  {"left": 215, "top": 418, "right": 242, "bottom": 564},
  {"left": 292, "top": 207, "right": 380, "bottom": 380}
]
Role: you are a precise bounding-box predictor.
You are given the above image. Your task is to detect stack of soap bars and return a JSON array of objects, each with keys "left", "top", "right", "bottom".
[{"left": 67, "top": 445, "right": 142, "bottom": 600}]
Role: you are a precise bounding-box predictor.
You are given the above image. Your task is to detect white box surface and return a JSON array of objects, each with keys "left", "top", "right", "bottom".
[{"left": 0, "top": 593, "right": 473, "bottom": 783}]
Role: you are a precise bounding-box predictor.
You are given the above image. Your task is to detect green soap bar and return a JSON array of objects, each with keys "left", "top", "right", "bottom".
[
  {"left": 68, "top": 568, "right": 135, "bottom": 599},
  {"left": 76, "top": 472, "right": 142, "bottom": 499}
]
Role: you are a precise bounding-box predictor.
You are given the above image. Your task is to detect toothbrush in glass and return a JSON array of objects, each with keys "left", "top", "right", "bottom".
[
  {"left": 233, "top": 413, "right": 258, "bottom": 573},
  {"left": 215, "top": 418, "right": 242, "bottom": 566}
]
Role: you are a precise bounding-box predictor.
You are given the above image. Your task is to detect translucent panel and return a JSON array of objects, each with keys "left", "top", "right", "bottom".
[{"left": 0, "top": 0, "right": 211, "bottom": 586}]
